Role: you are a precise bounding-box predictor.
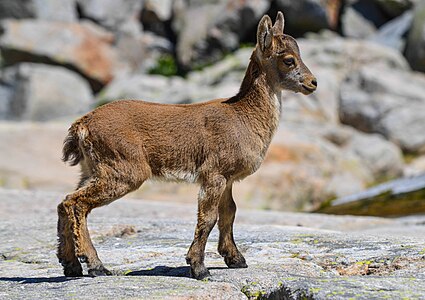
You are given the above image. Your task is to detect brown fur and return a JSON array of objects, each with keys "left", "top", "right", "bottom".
[{"left": 57, "top": 11, "right": 317, "bottom": 279}]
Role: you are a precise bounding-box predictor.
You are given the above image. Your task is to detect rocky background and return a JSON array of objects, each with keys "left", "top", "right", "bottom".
[{"left": 1, "top": 0, "right": 425, "bottom": 212}]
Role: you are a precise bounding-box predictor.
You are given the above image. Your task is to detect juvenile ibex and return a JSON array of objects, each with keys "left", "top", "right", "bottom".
[{"left": 57, "top": 11, "right": 317, "bottom": 279}]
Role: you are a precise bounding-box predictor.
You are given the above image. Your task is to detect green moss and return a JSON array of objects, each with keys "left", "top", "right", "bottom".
[
  {"left": 355, "top": 260, "right": 372, "bottom": 266},
  {"left": 123, "top": 269, "right": 133, "bottom": 275},
  {"left": 291, "top": 238, "right": 303, "bottom": 245},
  {"left": 403, "top": 153, "right": 419, "bottom": 164},
  {"left": 148, "top": 54, "right": 178, "bottom": 77},
  {"left": 309, "top": 287, "right": 322, "bottom": 293},
  {"left": 316, "top": 188, "right": 425, "bottom": 217},
  {"left": 240, "top": 43, "right": 254, "bottom": 49}
]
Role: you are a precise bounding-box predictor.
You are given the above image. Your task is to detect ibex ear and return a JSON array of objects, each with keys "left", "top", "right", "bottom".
[
  {"left": 257, "top": 15, "right": 273, "bottom": 52},
  {"left": 272, "top": 11, "right": 285, "bottom": 35}
]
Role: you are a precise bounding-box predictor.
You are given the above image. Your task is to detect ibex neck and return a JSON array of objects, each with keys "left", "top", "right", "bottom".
[{"left": 226, "top": 51, "right": 282, "bottom": 147}]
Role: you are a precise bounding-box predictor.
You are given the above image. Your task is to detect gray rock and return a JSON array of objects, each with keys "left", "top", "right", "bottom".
[
  {"left": 339, "top": 66, "right": 425, "bottom": 153},
  {"left": 404, "top": 155, "right": 425, "bottom": 176},
  {"left": 97, "top": 73, "right": 190, "bottom": 104},
  {"left": 341, "top": 1, "right": 385, "bottom": 39},
  {"left": 345, "top": 132, "right": 404, "bottom": 179},
  {"left": 0, "top": 19, "right": 126, "bottom": 91},
  {"left": 143, "top": 0, "right": 173, "bottom": 21},
  {"left": 370, "top": 10, "right": 413, "bottom": 51},
  {"left": 405, "top": 2, "right": 425, "bottom": 72},
  {"left": 31, "top": 0, "right": 77, "bottom": 22},
  {"left": 322, "top": 125, "right": 404, "bottom": 179},
  {"left": 174, "top": 0, "right": 270, "bottom": 69},
  {"left": 379, "top": 103, "right": 425, "bottom": 153},
  {"left": 0, "top": 189, "right": 424, "bottom": 299},
  {"left": 275, "top": 0, "right": 331, "bottom": 35},
  {"left": 0, "top": 0, "right": 34, "bottom": 19},
  {"left": 115, "top": 29, "right": 173, "bottom": 74},
  {"left": 77, "top": 0, "right": 143, "bottom": 32},
  {"left": 0, "top": 84, "right": 13, "bottom": 119},
  {"left": 0, "top": 0, "right": 77, "bottom": 21},
  {"left": 237, "top": 124, "right": 373, "bottom": 211},
  {"left": 0, "top": 122, "right": 78, "bottom": 190},
  {"left": 375, "top": 0, "right": 414, "bottom": 17},
  {"left": 319, "top": 173, "right": 425, "bottom": 216},
  {"left": 298, "top": 34, "right": 409, "bottom": 72},
  {"left": 0, "top": 63, "right": 92, "bottom": 121},
  {"left": 140, "top": 0, "right": 173, "bottom": 37}
]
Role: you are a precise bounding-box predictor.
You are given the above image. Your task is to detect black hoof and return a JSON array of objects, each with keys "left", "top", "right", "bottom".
[
  {"left": 62, "top": 262, "right": 83, "bottom": 277},
  {"left": 225, "top": 256, "right": 248, "bottom": 269},
  {"left": 88, "top": 266, "right": 112, "bottom": 277},
  {"left": 190, "top": 266, "right": 211, "bottom": 280}
]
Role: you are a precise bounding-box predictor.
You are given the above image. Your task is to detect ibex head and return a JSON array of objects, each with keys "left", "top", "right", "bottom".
[{"left": 256, "top": 11, "right": 317, "bottom": 95}]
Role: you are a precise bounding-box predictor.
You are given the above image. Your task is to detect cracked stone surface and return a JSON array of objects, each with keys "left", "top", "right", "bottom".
[{"left": 0, "top": 188, "right": 424, "bottom": 299}]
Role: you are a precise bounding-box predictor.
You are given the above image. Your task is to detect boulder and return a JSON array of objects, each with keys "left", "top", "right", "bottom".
[
  {"left": 375, "top": 0, "right": 414, "bottom": 17},
  {"left": 370, "top": 10, "right": 413, "bottom": 51},
  {"left": 97, "top": 73, "right": 190, "bottom": 105},
  {"left": 339, "top": 66, "right": 425, "bottom": 153},
  {"left": 274, "top": 0, "right": 331, "bottom": 35},
  {"left": 0, "top": 0, "right": 34, "bottom": 19},
  {"left": 235, "top": 124, "right": 373, "bottom": 211},
  {"left": 0, "top": 63, "right": 92, "bottom": 121},
  {"left": 341, "top": 0, "right": 388, "bottom": 39},
  {"left": 405, "top": 2, "right": 425, "bottom": 72},
  {"left": 343, "top": 131, "right": 404, "bottom": 179},
  {"left": 378, "top": 104, "right": 425, "bottom": 153},
  {"left": 0, "top": 122, "right": 78, "bottom": 190},
  {"left": 173, "top": 0, "right": 270, "bottom": 70},
  {"left": 404, "top": 155, "right": 425, "bottom": 176},
  {"left": 0, "top": 0, "right": 77, "bottom": 21},
  {"left": 141, "top": 0, "right": 174, "bottom": 36},
  {"left": 298, "top": 33, "right": 409, "bottom": 73},
  {"left": 143, "top": 0, "right": 173, "bottom": 22},
  {"left": 0, "top": 84, "right": 12, "bottom": 119},
  {"left": 321, "top": 125, "right": 404, "bottom": 180},
  {"left": 76, "top": 0, "right": 143, "bottom": 32},
  {"left": 31, "top": 0, "right": 77, "bottom": 22},
  {"left": 0, "top": 19, "right": 125, "bottom": 91},
  {"left": 318, "top": 174, "right": 425, "bottom": 216}
]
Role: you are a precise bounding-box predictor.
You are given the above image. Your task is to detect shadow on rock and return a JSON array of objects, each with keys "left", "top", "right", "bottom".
[
  {"left": 0, "top": 276, "right": 82, "bottom": 284},
  {"left": 127, "top": 266, "right": 191, "bottom": 277},
  {"left": 127, "top": 265, "right": 228, "bottom": 278}
]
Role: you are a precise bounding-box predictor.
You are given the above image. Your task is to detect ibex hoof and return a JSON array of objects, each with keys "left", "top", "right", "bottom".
[
  {"left": 190, "top": 265, "right": 211, "bottom": 280},
  {"left": 62, "top": 262, "right": 83, "bottom": 277},
  {"left": 88, "top": 266, "right": 112, "bottom": 277},
  {"left": 225, "top": 256, "right": 248, "bottom": 269}
]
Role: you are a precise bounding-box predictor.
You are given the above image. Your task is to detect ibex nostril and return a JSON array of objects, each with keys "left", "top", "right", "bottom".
[{"left": 311, "top": 79, "right": 317, "bottom": 87}]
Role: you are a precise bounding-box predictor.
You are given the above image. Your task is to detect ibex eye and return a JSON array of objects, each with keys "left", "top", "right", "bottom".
[{"left": 283, "top": 57, "right": 295, "bottom": 66}]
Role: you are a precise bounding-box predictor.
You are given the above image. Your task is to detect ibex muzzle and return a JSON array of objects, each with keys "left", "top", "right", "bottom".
[{"left": 57, "top": 11, "right": 316, "bottom": 280}]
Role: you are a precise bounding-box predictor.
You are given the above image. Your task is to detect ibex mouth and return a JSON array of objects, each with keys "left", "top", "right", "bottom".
[{"left": 302, "top": 84, "right": 316, "bottom": 93}]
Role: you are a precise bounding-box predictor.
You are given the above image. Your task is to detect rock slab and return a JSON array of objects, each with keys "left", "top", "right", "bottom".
[{"left": 0, "top": 189, "right": 424, "bottom": 299}]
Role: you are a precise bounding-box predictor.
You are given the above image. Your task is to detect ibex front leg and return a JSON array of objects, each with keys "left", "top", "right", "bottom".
[
  {"left": 218, "top": 184, "right": 247, "bottom": 268},
  {"left": 186, "top": 174, "right": 226, "bottom": 279}
]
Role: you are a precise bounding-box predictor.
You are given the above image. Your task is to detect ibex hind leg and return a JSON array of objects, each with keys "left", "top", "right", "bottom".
[
  {"left": 56, "top": 167, "right": 93, "bottom": 277},
  {"left": 57, "top": 200, "right": 83, "bottom": 277},
  {"left": 58, "top": 165, "right": 146, "bottom": 277}
]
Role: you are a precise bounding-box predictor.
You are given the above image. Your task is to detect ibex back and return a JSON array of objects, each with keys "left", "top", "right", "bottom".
[{"left": 57, "top": 11, "right": 317, "bottom": 279}]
